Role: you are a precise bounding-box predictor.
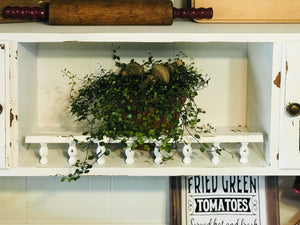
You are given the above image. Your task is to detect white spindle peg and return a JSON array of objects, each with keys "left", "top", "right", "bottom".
[
  {"left": 182, "top": 143, "right": 192, "bottom": 164},
  {"left": 39, "top": 143, "right": 48, "bottom": 165},
  {"left": 153, "top": 141, "right": 164, "bottom": 165},
  {"left": 210, "top": 142, "right": 220, "bottom": 164},
  {"left": 67, "top": 140, "right": 77, "bottom": 165},
  {"left": 154, "top": 146, "right": 163, "bottom": 165},
  {"left": 96, "top": 142, "right": 106, "bottom": 165},
  {"left": 239, "top": 142, "right": 249, "bottom": 164},
  {"left": 125, "top": 141, "right": 135, "bottom": 164}
]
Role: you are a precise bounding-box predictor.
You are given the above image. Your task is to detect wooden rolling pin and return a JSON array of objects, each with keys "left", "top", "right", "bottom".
[{"left": 3, "top": 0, "right": 213, "bottom": 25}]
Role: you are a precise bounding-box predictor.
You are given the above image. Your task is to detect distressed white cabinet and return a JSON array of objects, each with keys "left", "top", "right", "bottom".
[
  {"left": 0, "top": 42, "right": 9, "bottom": 168},
  {"left": 0, "top": 22, "right": 299, "bottom": 176},
  {"left": 279, "top": 41, "right": 300, "bottom": 169}
]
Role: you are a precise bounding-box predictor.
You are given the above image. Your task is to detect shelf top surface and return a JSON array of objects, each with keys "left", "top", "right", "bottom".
[{"left": 1, "top": 21, "right": 300, "bottom": 42}]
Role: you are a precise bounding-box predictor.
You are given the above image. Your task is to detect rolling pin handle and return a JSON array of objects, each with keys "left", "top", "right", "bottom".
[
  {"left": 173, "top": 7, "right": 213, "bottom": 19},
  {"left": 3, "top": 6, "right": 48, "bottom": 20}
]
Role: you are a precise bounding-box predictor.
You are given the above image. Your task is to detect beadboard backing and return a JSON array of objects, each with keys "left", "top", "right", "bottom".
[
  {"left": 0, "top": 176, "right": 169, "bottom": 225},
  {"left": 0, "top": 176, "right": 298, "bottom": 224}
]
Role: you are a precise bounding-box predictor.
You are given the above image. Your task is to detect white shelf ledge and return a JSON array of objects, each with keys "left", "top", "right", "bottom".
[
  {"left": 13, "top": 127, "right": 266, "bottom": 176},
  {"left": 1, "top": 21, "right": 300, "bottom": 42},
  {"left": 25, "top": 127, "right": 263, "bottom": 144}
]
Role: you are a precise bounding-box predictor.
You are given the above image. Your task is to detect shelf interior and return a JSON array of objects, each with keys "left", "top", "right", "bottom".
[{"left": 13, "top": 41, "right": 274, "bottom": 175}]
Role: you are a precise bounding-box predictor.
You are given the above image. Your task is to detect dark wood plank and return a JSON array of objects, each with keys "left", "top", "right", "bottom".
[
  {"left": 265, "top": 176, "right": 280, "bottom": 225},
  {"left": 169, "top": 176, "right": 182, "bottom": 225}
]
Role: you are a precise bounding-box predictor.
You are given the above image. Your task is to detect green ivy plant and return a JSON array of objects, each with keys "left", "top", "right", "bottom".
[{"left": 61, "top": 51, "right": 219, "bottom": 182}]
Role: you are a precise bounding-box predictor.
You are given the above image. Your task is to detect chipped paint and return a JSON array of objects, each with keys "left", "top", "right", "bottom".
[
  {"left": 0, "top": 44, "right": 4, "bottom": 50},
  {"left": 10, "top": 109, "right": 14, "bottom": 127},
  {"left": 273, "top": 72, "right": 281, "bottom": 88}
]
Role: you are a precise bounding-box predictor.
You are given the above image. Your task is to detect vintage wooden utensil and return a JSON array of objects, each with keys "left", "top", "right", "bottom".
[
  {"left": 191, "top": 0, "right": 300, "bottom": 23},
  {"left": 3, "top": 0, "right": 213, "bottom": 25}
]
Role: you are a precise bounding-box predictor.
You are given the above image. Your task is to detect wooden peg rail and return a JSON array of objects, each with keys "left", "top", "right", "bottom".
[{"left": 25, "top": 127, "right": 263, "bottom": 167}]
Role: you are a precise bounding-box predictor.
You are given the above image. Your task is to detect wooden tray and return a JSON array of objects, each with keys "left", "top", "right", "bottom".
[{"left": 191, "top": 0, "right": 300, "bottom": 23}]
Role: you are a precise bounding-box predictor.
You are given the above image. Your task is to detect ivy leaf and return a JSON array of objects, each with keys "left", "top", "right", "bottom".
[
  {"left": 143, "top": 144, "right": 150, "bottom": 151},
  {"left": 199, "top": 147, "right": 206, "bottom": 152},
  {"left": 194, "top": 134, "right": 200, "bottom": 139},
  {"left": 203, "top": 143, "right": 209, "bottom": 148},
  {"left": 178, "top": 129, "right": 183, "bottom": 135},
  {"left": 166, "top": 114, "right": 173, "bottom": 121},
  {"left": 88, "top": 155, "right": 95, "bottom": 160},
  {"left": 162, "top": 142, "right": 167, "bottom": 148}
]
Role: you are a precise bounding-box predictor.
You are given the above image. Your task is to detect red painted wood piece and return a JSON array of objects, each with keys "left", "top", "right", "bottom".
[
  {"left": 3, "top": 6, "right": 47, "bottom": 20},
  {"left": 293, "top": 176, "right": 300, "bottom": 195},
  {"left": 173, "top": 7, "right": 213, "bottom": 19}
]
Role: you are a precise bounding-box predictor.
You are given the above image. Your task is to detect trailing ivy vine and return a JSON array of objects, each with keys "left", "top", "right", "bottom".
[{"left": 61, "top": 51, "right": 220, "bottom": 182}]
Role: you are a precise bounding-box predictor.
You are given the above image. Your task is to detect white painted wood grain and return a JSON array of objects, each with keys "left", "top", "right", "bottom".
[
  {"left": 279, "top": 42, "right": 300, "bottom": 170},
  {"left": 0, "top": 176, "right": 169, "bottom": 224},
  {"left": 0, "top": 177, "right": 27, "bottom": 224},
  {"left": 0, "top": 42, "right": 6, "bottom": 168}
]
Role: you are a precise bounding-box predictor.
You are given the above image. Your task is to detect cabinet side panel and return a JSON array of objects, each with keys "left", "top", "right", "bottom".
[
  {"left": 17, "top": 43, "right": 38, "bottom": 162},
  {"left": 0, "top": 42, "right": 11, "bottom": 168},
  {"left": 247, "top": 43, "right": 274, "bottom": 164},
  {"left": 0, "top": 43, "right": 6, "bottom": 167},
  {"left": 279, "top": 41, "right": 300, "bottom": 169}
]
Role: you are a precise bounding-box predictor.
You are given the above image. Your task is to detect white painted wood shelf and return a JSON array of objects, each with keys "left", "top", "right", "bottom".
[
  {"left": 21, "top": 127, "right": 264, "bottom": 177},
  {"left": 0, "top": 21, "right": 300, "bottom": 42},
  {"left": 0, "top": 21, "right": 299, "bottom": 176}
]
